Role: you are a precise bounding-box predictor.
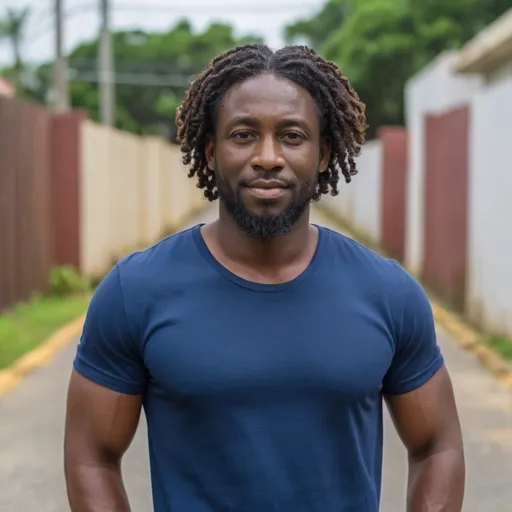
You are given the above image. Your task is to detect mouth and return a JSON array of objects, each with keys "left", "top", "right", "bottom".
[{"left": 244, "top": 179, "right": 290, "bottom": 200}]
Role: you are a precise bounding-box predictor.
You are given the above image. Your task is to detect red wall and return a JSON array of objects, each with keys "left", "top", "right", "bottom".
[
  {"left": 0, "top": 97, "right": 53, "bottom": 311},
  {"left": 50, "top": 111, "right": 86, "bottom": 270},
  {"left": 423, "top": 106, "right": 469, "bottom": 311},
  {"left": 379, "top": 126, "right": 408, "bottom": 263}
]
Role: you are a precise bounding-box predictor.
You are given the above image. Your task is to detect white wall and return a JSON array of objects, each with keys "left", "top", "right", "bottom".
[
  {"left": 323, "top": 139, "right": 383, "bottom": 244},
  {"left": 79, "top": 121, "right": 205, "bottom": 278},
  {"left": 467, "top": 65, "right": 512, "bottom": 337},
  {"left": 404, "top": 51, "right": 482, "bottom": 276}
]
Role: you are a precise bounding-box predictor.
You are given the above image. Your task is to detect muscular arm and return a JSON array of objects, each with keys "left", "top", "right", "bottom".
[
  {"left": 64, "top": 370, "right": 142, "bottom": 512},
  {"left": 385, "top": 365, "right": 465, "bottom": 512}
]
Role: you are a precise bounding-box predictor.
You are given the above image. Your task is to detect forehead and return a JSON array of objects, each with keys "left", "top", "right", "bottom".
[{"left": 217, "top": 73, "right": 319, "bottom": 125}]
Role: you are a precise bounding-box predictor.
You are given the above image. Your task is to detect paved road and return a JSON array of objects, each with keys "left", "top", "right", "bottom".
[{"left": 1, "top": 208, "right": 511, "bottom": 511}]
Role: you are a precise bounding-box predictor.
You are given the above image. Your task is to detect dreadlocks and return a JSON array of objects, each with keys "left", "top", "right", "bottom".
[{"left": 176, "top": 44, "right": 367, "bottom": 202}]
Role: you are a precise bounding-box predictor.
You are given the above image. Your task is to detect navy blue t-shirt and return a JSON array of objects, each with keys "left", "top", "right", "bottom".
[{"left": 74, "top": 223, "right": 443, "bottom": 511}]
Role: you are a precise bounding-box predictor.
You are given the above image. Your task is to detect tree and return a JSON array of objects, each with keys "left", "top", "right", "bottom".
[
  {"left": 322, "top": 0, "right": 419, "bottom": 137},
  {"left": 407, "top": 0, "right": 512, "bottom": 52},
  {"left": 25, "top": 20, "right": 262, "bottom": 137},
  {"left": 292, "top": 0, "right": 512, "bottom": 138},
  {"left": 0, "top": 7, "right": 30, "bottom": 88},
  {"left": 285, "top": 0, "right": 351, "bottom": 50}
]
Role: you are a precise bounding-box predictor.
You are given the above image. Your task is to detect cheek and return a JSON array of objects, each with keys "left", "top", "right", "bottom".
[
  {"left": 216, "top": 144, "right": 251, "bottom": 171},
  {"left": 285, "top": 147, "right": 320, "bottom": 175}
]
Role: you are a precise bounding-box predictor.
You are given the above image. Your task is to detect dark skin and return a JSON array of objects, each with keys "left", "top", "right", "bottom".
[
  {"left": 202, "top": 73, "right": 330, "bottom": 284},
  {"left": 64, "top": 74, "right": 464, "bottom": 511}
]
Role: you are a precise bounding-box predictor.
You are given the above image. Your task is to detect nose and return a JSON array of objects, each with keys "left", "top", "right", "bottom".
[{"left": 250, "top": 135, "right": 285, "bottom": 172}]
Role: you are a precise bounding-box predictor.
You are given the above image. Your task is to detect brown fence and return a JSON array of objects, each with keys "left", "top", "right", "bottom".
[
  {"left": 0, "top": 97, "right": 205, "bottom": 312},
  {"left": 423, "top": 106, "right": 469, "bottom": 311},
  {"left": 0, "top": 97, "right": 53, "bottom": 312},
  {"left": 379, "top": 126, "right": 408, "bottom": 263},
  {"left": 51, "top": 112, "right": 85, "bottom": 270}
]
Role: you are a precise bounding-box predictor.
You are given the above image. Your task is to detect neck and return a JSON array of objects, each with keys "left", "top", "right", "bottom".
[{"left": 211, "top": 202, "right": 315, "bottom": 269}]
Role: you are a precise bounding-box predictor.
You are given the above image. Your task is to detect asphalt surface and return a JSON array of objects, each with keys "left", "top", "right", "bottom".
[{"left": 1, "top": 208, "right": 511, "bottom": 511}]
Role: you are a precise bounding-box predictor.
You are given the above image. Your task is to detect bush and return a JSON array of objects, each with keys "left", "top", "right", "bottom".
[{"left": 49, "top": 266, "right": 91, "bottom": 296}]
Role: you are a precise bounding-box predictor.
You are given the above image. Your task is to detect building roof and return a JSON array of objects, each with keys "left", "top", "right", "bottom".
[{"left": 454, "top": 8, "right": 512, "bottom": 75}]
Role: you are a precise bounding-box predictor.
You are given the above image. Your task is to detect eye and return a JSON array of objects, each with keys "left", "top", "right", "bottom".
[
  {"left": 231, "top": 131, "right": 255, "bottom": 143},
  {"left": 283, "top": 131, "right": 306, "bottom": 144}
]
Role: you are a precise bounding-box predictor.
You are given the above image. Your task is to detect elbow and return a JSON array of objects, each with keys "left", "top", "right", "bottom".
[
  {"left": 408, "top": 429, "right": 464, "bottom": 466},
  {"left": 64, "top": 436, "right": 122, "bottom": 476}
]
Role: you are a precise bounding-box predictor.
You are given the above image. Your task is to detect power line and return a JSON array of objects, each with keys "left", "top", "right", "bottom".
[
  {"left": 110, "top": 1, "right": 317, "bottom": 12},
  {"left": 24, "top": 1, "right": 317, "bottom": 46},
  {"left": 26, "top": 4, "right": 94, "bottom": 47},
  {"left": 70, "top": 70, "right": 193, "bottom": 87}
]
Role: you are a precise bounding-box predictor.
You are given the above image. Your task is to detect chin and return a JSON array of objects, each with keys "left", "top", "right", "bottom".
[
  {"left": 244, "top": 199, "right": 290, "bottom": 216},
  {"left": 227, "top": 198, "right": 309, "bottom": 239}
]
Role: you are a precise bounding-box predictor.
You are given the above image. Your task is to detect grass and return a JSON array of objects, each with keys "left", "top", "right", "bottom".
[
  {"left": 0, "top": 208, "right": 210, "bottom": 374},
  {"left": 484, "top": 335, "right": 512, "bottom": 363},
  {"left": 0, "top": 293, "right": 91, "bottom": 370}
]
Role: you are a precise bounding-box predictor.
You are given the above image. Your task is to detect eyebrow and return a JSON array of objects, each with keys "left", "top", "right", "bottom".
[{"left": 226, "top": 115, "right": 311, "bottom": 130}]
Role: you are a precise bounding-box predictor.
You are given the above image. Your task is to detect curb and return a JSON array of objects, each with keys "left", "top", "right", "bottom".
[
  {"left": 315, "top": 205, "right": 512, "bottom": 390},
  {"left": 0, "top": 314, "right": 86, "bottom": 398},
  {"left": 0, "top": 207, "right": 211, "bottom": 399},
  {"left": 430, "top": 302, "right": 512, "bottom": 389}
]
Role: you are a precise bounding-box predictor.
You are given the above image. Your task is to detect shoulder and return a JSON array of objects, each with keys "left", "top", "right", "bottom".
[
  {"left": 322, "top": 226, "right": 414, "bottom": 290},
  {"left": 320, "top": 228, "right": 442, "bottom": 393},
  {"left": 94, "top": 225, "right": 202, "bottom": 332},
  {"left": 117, "top": 225, "right": 198, "bottom": 276},
  {"left": 322, "top": 226, "right": 431, "bottom": 331},
  {"left": 114, "top": 225, "right": 202, "bottom": 295}
]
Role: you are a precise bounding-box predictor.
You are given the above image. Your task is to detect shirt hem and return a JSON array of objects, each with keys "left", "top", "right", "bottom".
[
  {"left": 73, "top": 357, "right": 143, "bottom": 395},
  {"left": 383, "top": 354, "right": 445, "bottom": 396}
]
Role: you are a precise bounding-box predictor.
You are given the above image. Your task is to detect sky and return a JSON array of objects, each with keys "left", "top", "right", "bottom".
[{"left": 0, "top": 0, "right": 322, "bottom": 66}]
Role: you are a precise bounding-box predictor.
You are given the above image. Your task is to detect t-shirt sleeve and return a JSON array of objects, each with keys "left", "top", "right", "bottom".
[
  {"left": 73, "top": 264, "right": 146, "bottom": 395},
  {"left": 382, "top": 264, "right": 444, "bottom": 395}
]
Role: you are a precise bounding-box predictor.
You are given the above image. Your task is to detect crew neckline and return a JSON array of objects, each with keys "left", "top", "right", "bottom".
[{"left": 192, "top": 223, "right": 329, "bottom": 293}]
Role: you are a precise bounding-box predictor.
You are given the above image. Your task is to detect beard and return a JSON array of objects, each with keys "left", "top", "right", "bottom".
[{"left": 216, "top": 171, "right": 319, "bottom": 239}]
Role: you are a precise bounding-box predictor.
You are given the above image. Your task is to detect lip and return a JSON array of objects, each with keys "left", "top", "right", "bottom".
[
  {"left": 245, "top": 180, "right": 289, "bottom": 200},
  {"left": 247, "top": 179, "right": 288, "bottom": 190},
  {"left": 246, "top": 187, "right": 287, "bottom": 200}
]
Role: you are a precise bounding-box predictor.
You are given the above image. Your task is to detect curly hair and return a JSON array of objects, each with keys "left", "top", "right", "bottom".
[{"left": 175, "top": 44, "right": 367, "bottom": 202}]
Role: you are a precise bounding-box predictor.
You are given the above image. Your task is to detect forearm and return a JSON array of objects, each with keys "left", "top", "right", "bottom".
[
  {"left": 407, "top": 448, "right": 465, "bottom": 512},
  {"left": 66, "top": 461, "right": 131, "bottom": 512}
]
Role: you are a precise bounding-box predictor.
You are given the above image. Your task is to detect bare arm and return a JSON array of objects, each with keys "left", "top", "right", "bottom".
[
  {"left": 385, "top": 365, "right": 465, "bottom": 512},
  {"left": 64, "top": 370, "right": 142, "bottom": 512}
]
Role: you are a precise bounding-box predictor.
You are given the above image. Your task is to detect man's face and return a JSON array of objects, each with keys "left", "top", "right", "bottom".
[{"left": 206, "top": 73, "right": 330, "bottom": 238}]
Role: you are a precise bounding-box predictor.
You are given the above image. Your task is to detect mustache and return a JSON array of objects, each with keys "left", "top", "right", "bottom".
[{"left": 238, "top": 173, "right": 297, "bottom": 189}]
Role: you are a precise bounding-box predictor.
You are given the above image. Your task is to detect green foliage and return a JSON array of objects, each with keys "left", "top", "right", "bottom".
[
  {"left": 0, "top": 6, "right": 30, "bottom": 87},
  {"left": 323, "top": 0, "right": 419, "bottom": 137},
  {"left": 49, "top": 266, "right": 91, "bottom": 297},
  {"left": 22, "top": 19, "right": 262, "bottom": 137},
  {"left": 12, "top": 3, "right": 511, "bottom": 140},
  {"left": 286, "top": 0, "right": 511, "bottom": 138},
  {"left": 285, "top": 0, "right": 352, "bottom": 49}
]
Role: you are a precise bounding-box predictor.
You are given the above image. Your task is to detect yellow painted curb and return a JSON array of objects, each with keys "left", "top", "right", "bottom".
[
  {"left": 431, "top": 299, "right": 512, "bottom": 389},
  {"left": 0, "top": 207, "right": 210, "bottom": 399},
  {"left": 0, "top": 314, "right": 85, "bottom": 398},
  {"left": 315, "top": 205, "right": 512, "bottom": 390}
]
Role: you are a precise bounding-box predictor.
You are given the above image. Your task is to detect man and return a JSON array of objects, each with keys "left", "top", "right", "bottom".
[{"left": 64, "top": 44, "right": 465, "bottom": 511}]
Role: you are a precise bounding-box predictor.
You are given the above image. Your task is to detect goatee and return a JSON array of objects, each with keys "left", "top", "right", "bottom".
[{"left": 216, "top": 172, "right": 319, "bottom": 239}]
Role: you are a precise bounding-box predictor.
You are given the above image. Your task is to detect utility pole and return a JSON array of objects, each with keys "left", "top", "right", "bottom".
[
  {"left": 53, "top": 0, "right": 69, "bottom": 112},
  {"left": 99, "top": 0, "right": 115, "bottom": 126}
]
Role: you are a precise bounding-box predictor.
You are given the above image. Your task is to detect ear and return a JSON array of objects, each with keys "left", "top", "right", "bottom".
[
  {"left": 205, "top": 135, "right": 216, "bottom": 171},
  {"left": 319, "top": 136, "right": 331, "bottom": 173}
]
